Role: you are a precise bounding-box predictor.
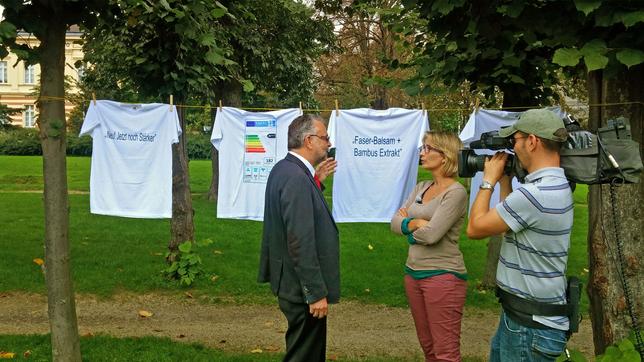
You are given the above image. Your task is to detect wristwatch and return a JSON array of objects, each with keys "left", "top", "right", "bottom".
[{"left": 480, "top": 180, "right": 495, "bottom": 190}]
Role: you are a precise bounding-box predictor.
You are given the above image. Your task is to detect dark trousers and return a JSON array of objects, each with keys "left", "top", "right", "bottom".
[{"left": 278, "top": 298, "right": 327, "bottom": 362}]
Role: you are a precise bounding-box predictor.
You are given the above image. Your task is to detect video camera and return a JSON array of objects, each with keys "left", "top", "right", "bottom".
[{"left": 458, "top": 116, "right": 643, "bottom": 185}]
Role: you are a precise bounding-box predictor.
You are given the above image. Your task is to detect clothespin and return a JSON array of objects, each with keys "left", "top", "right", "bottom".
[
  {"left": 169, "top": 94, "right": 174, "bottom": 112},
  {"left": 421, "top": 102, "right": 426, "bottom": 117},
  {"left": 334, "top": 99, "right": 340, "bottom": 117},
  {"left": 219, "top": 99, "right": 223, "bottom": 111},
  {"left": 92, "top": 92, "right": 97, "bottom": 106},
  {"left": 474, "top": 97, "right": 480, "bottom": 111},
  {"left": 299, "top": 101, "right": 303, "bottom": 111}
]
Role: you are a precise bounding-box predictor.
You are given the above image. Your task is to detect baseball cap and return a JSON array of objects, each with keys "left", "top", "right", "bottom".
[{"left": 499, "top": 109, "right": 568, "bottom": 142}]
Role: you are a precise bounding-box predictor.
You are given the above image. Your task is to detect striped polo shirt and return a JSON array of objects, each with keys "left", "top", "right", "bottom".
[{"left": 495, "top": 167, "right": 573, "bottom": 330}]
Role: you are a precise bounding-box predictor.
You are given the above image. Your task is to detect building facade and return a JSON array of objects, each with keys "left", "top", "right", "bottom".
[{"left": 0, "top": 28, "right": 84, "bottom": 127}]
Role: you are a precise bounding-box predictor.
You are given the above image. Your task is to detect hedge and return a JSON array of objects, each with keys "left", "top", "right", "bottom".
[{"left": 0, "top": 128, "right": 212, "bottom": 159}]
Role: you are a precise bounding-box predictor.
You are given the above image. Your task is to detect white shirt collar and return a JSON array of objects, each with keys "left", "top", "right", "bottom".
[{"left": 289, "top": 151, "right": 315, "bottom": 177}]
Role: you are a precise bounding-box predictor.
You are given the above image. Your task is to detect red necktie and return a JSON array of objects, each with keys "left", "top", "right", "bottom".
[{"left": 313, "top": 174, "right": 322, "bottom": 190}]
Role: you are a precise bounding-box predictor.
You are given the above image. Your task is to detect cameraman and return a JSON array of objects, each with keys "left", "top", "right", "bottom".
[{"left": 466, "top": 109, "right": 572, "bottom": 362}]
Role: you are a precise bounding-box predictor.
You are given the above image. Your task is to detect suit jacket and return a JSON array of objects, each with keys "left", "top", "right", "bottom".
[{"left": 258, "top": 153, "right": 340, "bottom": 304}]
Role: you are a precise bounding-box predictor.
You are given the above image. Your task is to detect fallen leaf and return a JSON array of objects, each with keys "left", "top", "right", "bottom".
[
  {"left": 210, "top": 275, "right": 220, "bottom": 283},
  {"left": 583, "top": 268, "right": 589, "bottom": 273},
  {"left": 23, "top": 350, "right": 31, "bottom": 358},
  {"left": 185, "top": 292, "right": 193, "bottom": 299},
  {"left": 81, "top": 332, "right": 94, "bottom": 338},
  {"left": 264, "top": 345, "right": 280, "bottom": 352},
  {"left": 364, "top": 288, "right": 371, "bottom": 293},
  {"left": 33, "top": 258, "right": 44, "bottom": 266},
  {"left": 138, "top": 310, "right": 153, "bottom": 318},
  {"left": 153, "top": 252, "right": 163, "bottom": 256},
  {"left": 213, "top": 250, "right": 223, "bottom": 255},
  {"left": 263, "top": 321, "right": 273, "bottom": 327},
  {"left": 250, "top": 348, "right": 263, "bottom": 354},
  {"left": 328, "top": 354, "right": 339, "bottom": 361},
  {"left": 367, "top": 244, "right": 374, "bottom": 250},
  {"left": 0, "top": 352, "right": 15, "bottom": 359}
]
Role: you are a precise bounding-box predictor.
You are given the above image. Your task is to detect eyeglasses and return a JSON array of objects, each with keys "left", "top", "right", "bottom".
[
  {"left": 421, "top": 144, "right": 443, "bottom": 154},
  {"left": 509, "top": 136, "right": 528, "bottom": 149},
  {"left": 308, "top": 134, "right": 330, "bottom": 142}
]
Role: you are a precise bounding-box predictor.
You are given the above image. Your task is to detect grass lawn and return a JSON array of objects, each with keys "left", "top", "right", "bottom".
[
  {"left": 0, "top": 334, "right": 486, "bottom": 362},
  {"left": 0, "top": 155, "right": 590, "bottom": 311}
]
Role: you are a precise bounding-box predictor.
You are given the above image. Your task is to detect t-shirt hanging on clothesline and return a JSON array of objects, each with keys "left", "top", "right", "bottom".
[
  {"left": 328, "top": 108, "right": 429, "bottom": 222},
  {"left": 211, "top": 107, "right": 302, "bottom": 221},
  {"left": 459, "top": 107, "right": 566, "bottom": 213},
  {"left": 80, "top": 100, "right": 181, "bottom": 218}
]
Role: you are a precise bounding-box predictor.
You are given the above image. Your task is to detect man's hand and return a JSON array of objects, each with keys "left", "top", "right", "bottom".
[
  {"left": 483, "top": 152, "right": 509, "bottom": 185},
  {"left": 309, "top": 297, "right": 328, "bottom": 319},
  {"left": 315, "top": 158, "right": 337, "bottom": 183}
]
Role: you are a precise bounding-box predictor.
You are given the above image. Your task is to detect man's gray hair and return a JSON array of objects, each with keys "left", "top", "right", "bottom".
[{"left": 288, "top": 114, "right": 324, "bottom": 150}]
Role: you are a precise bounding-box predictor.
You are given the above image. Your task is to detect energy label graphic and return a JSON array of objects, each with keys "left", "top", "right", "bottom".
[
  {"left": 243, "top": 117, "right": 278, "bottom": 183},
  {"left": 245, "top": 134, "right": 266, "bottom": 153}
]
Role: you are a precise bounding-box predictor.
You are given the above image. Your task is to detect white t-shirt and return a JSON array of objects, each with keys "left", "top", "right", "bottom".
[
  {"left": 328, "top": 108, "right": 429, "bottom": 222},
  {"left": 80, "top": 100, "right": 181, "bottom": 218},
  {"left": 210, "top": 107, "right": 302, "bottom": 220}
]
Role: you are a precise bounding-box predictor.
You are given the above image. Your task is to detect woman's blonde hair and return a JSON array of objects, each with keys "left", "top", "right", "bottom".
[{"left": 423, "top": 131, "right": 462, "bottom": 177}]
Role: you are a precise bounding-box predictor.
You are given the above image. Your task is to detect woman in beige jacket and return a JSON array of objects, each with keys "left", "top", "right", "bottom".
[{"left": 391, "top": 131, "right": 468, "bottom": 362}]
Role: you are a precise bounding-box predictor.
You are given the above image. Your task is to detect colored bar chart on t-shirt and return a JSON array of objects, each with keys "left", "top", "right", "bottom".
[
  {"left": 243, "top": 117, "right": 277, "bottom": 183},
  {"left": 245, "top": 134, "right": 266, "bottom": 153}
]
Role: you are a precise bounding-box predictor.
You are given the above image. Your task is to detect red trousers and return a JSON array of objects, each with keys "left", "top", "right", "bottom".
[{"left": 405, "top": 273, "right": 467, "bottom": 362}]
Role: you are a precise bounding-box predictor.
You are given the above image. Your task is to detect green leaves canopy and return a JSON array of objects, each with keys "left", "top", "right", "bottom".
[
  {"left": 82, "top": 0, "right": 235, "bottom": 101},
  {"left": 82, "top": 0, "right": 334, "bottom": 106},
  {"left": 399, "top": 0, "right": 644, "bottom": 103}
]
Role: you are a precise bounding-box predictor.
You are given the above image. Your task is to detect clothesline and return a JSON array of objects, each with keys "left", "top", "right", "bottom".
[{"left": 33, "top": 95, "right": 644, "bottom": 113}]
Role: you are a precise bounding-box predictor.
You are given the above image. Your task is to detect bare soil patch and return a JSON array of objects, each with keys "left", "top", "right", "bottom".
[{"left": 0, "top": 292, "right": 594, "bottom": 360}]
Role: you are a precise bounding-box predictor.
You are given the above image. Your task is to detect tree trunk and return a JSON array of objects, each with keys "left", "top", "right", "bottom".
[
  {"left": 371, "top": 86, "right": 388, "bottom": 110},
  {"left": 587, "top": 66, "right": 643, "bottom": 355},
  {"left": 39, "top": 11, "right": 81, "bottom": 362},
  {"left": 481, "top": 85, "right": 530, "bottom": 287},
  {"left": 168, "top": 102, "right": 195, "bottom": 257},
  {"left": 206, "top": 80, "right": 242, "bottom": 201}
]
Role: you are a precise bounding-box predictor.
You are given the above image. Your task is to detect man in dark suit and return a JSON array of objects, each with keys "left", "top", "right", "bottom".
[{"left": 258, "top": 114, "right": 339, "bottom": 362}]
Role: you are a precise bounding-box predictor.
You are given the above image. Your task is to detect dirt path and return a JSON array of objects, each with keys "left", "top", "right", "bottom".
[{"left": 0, "top": 292, "right": 594, "bottom": 360}]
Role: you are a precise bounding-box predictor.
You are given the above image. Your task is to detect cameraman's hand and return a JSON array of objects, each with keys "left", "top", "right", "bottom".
[{"left": 483, "top": 152, "right": 509, "bottom": 185}]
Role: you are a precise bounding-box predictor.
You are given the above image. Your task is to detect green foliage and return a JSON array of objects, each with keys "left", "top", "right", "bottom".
[
  {"left": 0, "top": 104, "right": 20, "bottom": 127},
  {"left": 186, "top": 133, "right": 212, "bottom": 160},
  {"left": 398, "top": 0, "right": 644, "bottom": 105},
  {"left": 0, "top": 129, "right": 211, "bottom": 159},
  {"left": 397, "top": 0, "right": 565, "bottom": 104},
  {"left": 163, "top": 239, "right": 214, "bottom": 286},
  {"left": 82, "top": 0, "right": 236, "bottom": 101},
  {"left": 0, "top": 128, "right": 41, "bottom": 155},
  {"left": 597, "top": 337, "right": 641, "bottom": 362},
  {"left": 81, "top": 1, "right": 333, "bottom": 108}
]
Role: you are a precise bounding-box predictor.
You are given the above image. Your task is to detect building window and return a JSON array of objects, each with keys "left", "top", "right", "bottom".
[
  {"left": 0, "top": 61, "right": 7, "bottom": 83},
  {"left": 23, "top": 105, "right": 35, "bottom": 128},
  {"left": 24, "top": 64, "right": 36, "bottom": 84}
]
